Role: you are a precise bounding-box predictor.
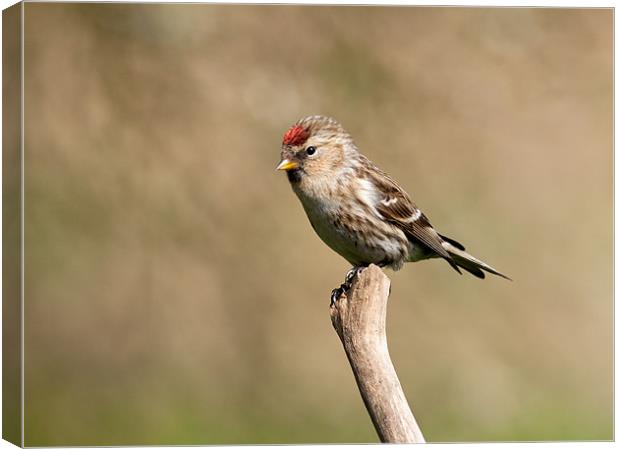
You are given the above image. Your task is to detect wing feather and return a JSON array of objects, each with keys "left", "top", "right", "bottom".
[{"left": 366, "top": 170, "right": 452, "bottom": 260}]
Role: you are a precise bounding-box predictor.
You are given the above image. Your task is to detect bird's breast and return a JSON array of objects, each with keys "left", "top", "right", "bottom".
[
  {"left": 291, "top": 184, "right": 408, "bottom": 268},
  {"left": 292, "top": 187, "right": 356, "bottom": 258}
]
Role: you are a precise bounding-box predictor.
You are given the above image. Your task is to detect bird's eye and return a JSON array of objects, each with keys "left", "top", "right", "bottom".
[{"left": 305, "top": 146, "right": 317, "bottom": 156}]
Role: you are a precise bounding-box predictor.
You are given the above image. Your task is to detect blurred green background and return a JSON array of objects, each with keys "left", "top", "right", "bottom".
[{"left": 21, "top": 4, "right": 611, "bottom": 445}]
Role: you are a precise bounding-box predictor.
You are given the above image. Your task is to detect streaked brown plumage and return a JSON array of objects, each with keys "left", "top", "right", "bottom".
[{"left": 277, "top": 115, "right": 509, "bottom": 280}]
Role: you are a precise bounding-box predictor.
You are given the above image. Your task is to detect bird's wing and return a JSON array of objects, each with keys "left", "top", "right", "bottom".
[{"left": 367, "top": 172, "right": 452, "bottom": 260}]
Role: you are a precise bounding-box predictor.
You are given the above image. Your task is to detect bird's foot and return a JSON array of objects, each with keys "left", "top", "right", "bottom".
[
  {"left": 330, "top": 283, "right": 348, "bottom": 306},
  {"left": 345, "top": 266, "right": 366, "bottom": 284},
  {"left": 330, "top": 266, "right": 367, "bottom": 306}
]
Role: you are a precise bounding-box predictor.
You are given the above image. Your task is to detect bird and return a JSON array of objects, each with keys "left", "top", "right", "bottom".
[{"left": 276, "top": 115, "right": 510, "bottom": 297}]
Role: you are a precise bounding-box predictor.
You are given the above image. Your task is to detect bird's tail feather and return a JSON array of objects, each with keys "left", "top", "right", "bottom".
[{"left": 440, "top": 236, "right": 511, "bottom": 280}]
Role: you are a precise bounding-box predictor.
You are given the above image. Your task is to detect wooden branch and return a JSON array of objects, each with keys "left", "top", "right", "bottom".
[{"left": 330, "top": 264, "right": 425, "bottom": 444}]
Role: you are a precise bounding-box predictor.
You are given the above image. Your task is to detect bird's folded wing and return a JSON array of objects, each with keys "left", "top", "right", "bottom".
[{"left": 371, "top": 176, "right": 451, "bottom": 260}]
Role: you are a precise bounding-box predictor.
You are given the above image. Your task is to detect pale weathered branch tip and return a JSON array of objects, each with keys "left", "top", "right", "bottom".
[{"left": 329, "top": 264, "right": 425, "bottom": 444}]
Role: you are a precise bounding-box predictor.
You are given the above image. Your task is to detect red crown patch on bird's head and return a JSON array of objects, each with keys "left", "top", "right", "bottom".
[{"left": 282, "top": 125, "right": 310, "bottom": 146}]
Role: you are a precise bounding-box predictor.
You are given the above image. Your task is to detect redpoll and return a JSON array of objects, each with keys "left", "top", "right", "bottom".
[{"left": 276, "top": 115, "right": 510, "bottom": 285}]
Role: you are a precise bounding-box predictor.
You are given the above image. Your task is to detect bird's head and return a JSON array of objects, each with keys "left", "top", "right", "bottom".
[{"left": 276, "top": 115, "right": 355, "bottom": 183}]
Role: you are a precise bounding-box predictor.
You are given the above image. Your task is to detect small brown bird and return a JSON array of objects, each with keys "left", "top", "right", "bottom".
[{"left": 277, "top": 115, "right": 509, "bottom": 290}]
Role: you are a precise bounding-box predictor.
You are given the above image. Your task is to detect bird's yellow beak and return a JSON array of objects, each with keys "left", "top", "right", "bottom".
[{"left": 276, "top": 159, "right": 299, "bottom": 171}]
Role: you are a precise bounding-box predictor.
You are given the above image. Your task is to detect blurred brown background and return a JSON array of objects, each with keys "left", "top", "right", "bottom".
[{"left": 21, "top": 4, "right": 611, "bottom": 445}]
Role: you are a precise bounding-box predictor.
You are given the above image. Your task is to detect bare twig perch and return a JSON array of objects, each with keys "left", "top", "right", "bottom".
[{"left": 330, "top": 264, "right": 425, "bottom": 443}]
